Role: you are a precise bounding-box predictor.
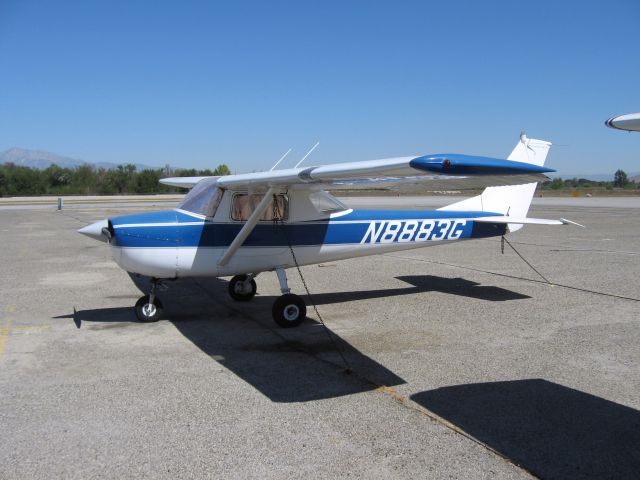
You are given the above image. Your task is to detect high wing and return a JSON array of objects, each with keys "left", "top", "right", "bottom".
[
  {"left": 217, "top": 154, "right": 553, "bottom": 191},
  {"left": 161, "top": 142, "right": 554, "bottom": 191}
]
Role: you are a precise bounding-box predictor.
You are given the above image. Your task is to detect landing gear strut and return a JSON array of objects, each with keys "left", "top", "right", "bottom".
[
  {"left": 135, "top": 278, "right": 164, "bottom": 322},
  {"left": 272, "top": 268, "right": 306, "bottom": 328}
]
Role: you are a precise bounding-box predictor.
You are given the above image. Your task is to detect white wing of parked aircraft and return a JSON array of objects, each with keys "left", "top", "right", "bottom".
[{"left": 605, "top": 112, "right": 640, "bottom": 132}]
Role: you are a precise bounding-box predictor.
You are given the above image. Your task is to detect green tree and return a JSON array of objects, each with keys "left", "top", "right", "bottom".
[
  {"left": 44, "top": 164, "right": 72, "bottom": 190},
  {"left": 107, "top": 164, "right": 137, "bottom": 193},
  {"left": 0, "top": 167, "right": 8, "bottom": 196},
  {"left": 70, "top": 165, "right": 97, "bottom": 194},
  {"left": 213, "top": 164, "right": 231, "bottom": 176},
  {"left": 4, "top": 164, "right": 46, "bottom": 195},
  {"left": 614, "top": 169, "right": 628, "bottom": 188},
  {"left": 135, "top": 169, "right": 163, "bottom": 193},
  {"left": 0, "top": 162, "right": 237, "bottom": 196},
  {"left": 549, "top": 178, "right": 564, "bottom": 190}
]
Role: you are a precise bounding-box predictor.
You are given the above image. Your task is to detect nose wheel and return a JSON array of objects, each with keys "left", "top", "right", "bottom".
[
  {"left": 134, "top": 278, "right": 165, "bottom": 322},
  {"left": 135, "top": 295, "right": 164, "bottom": 322}
]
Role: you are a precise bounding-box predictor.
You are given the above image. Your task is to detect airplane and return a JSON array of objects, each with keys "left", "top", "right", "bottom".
[
  {"left": 605, "top": 112, "right": 640, "bottom": 132},
  {"left": 78, "top": 134, "right": 580, "bottom": 327}
]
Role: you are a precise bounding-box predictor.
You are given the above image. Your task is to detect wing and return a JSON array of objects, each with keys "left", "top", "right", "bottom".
[
  {"left": 211, "top": 153, "right": 553, "bottom": 191},
  {"left": 159, "top": 136, "right": 554, "bottom": 191}
]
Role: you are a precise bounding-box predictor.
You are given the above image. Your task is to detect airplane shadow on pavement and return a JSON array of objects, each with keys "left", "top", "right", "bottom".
[
  {"left": 56, "top": 273, "right": 528, "bottom": 403},
  {"left": 411, "top": 379, "right": 640, "bottom": 480}
]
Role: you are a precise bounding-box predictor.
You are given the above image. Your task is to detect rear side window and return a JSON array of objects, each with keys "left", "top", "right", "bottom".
[{"left": 231, "top": 193, "right": 288, "bottom": 221}]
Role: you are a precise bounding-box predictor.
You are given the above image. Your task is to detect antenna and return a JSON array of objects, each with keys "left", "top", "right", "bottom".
[
  {"left": 269, "top": 148, "right": 292, "bottom": 171},
  {"left": 295, "top": 141, "right": 320, "bottom": 168}
]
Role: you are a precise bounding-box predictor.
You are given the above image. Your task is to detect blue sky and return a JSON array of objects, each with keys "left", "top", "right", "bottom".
[{"left": 0, "top": 0, "right": 638, "bottom": 175}]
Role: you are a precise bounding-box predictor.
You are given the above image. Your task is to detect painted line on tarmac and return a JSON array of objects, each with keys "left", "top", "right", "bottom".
[
  {"left": 0, "top": 305, "right": 16, "bottom": 356},
  {"left": 0, "top": 305, "right": 50, "bottom": 357}
]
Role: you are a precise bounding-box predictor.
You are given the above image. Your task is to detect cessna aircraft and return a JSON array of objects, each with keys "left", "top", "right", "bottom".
[{"left": 79, "top": 134, "right": 578, "bottom": 327}]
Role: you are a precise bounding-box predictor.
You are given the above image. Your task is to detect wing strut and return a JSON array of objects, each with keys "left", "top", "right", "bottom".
[{"left": 218, "top": 187, "right": 276, "bottom": 267}]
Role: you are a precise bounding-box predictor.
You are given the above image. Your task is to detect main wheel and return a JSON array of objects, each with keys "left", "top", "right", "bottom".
[
  {"left": 228, "top": 275, "right": 257, "bottom": 301},
  {"left": 134, "top": 295, "right": 164, "bottom": 322},
  {"left": 272, "top": 294, "right": 307, "bottom": 328}
]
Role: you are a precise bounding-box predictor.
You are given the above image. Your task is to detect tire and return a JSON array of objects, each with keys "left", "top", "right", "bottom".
[
  {"left": 134, "top": 295, "right": 164, "bottom": 322},
  {"left": 272, "top": 294, "right": 306, "bottom": 328},
  {"left": 228, "top": 275, "right": 257, "bottom": 301}
]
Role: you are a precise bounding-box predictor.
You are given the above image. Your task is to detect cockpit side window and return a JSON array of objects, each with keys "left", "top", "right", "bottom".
[
  {"left": 231, "top": 193, "right": 288, "bottom": 221},
  {"left": 308, "top": 190, "right": 348, "bottom": 214},
  {"left": 177, "top": 179, "right": 222, "bottom": 217}
]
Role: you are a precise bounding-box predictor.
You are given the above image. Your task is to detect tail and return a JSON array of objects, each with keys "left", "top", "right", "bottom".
[{"left": 439, "top": 134, "right": 552, "bottom": 233}]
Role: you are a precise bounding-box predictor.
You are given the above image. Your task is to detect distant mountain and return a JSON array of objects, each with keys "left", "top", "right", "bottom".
[{"left": 0, "top": 148, "right": 159, "bottom": 171}]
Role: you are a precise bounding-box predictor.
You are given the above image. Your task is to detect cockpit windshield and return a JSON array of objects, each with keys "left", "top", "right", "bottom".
[
  {"left": 308, "top": 190, "right": 348, "bottom": 214},
  {"left": 177, "top": 178, "right": 222, "bottom": 217}
]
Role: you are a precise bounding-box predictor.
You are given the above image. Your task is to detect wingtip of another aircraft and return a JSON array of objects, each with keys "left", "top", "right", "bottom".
[{"left": 605, "top": 112, "right": 640, "bottom": 132}]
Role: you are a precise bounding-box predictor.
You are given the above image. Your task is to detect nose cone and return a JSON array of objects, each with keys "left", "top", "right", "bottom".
[{"left": 78, "top": 219, "right": 109, "bottom": 242}]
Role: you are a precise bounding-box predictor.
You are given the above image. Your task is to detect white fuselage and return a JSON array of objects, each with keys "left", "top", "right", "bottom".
[{"left": 105, "top": 189, "right": 504, "bottom": 279}]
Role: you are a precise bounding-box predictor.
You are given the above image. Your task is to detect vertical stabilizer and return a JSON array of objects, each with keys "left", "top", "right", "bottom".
[{"left": 439, "top": 134, "right": 552, "bottom": 232}]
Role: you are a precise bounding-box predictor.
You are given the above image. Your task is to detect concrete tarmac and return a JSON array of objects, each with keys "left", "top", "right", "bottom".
[{"left": 0, "top": 197, "right": 639, "bottom": 479}]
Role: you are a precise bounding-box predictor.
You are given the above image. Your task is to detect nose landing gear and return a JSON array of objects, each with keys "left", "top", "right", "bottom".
[{"left": 134, "top": 278, "right": 165, "bottom": 322}]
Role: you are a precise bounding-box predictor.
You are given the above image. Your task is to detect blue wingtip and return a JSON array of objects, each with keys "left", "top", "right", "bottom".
[{"left": 410, "top": 154, "right": 555, "bottom": 175}]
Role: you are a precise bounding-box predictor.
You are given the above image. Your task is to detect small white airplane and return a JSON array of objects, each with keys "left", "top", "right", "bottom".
[
  {"left": 606, "top": 112, "right": 640, "bottom": 132},
  {"left": 79, "top": 134, "right": 579, "bottom": 327}
]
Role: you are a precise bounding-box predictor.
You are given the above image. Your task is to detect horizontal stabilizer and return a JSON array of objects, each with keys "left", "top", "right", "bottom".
[
  {"left": 559, "top": 218, "right": 586, "bottom": 228},
  {"left": 474, "top": 216, "right": 584, "bottom": 227},
  {"left": 159, "top": 176, "right": 216, "bottom": 188}
]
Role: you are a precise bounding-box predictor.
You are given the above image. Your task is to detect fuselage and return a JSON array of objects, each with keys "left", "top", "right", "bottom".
[
  {"left": 106, "top": 206, "right": 506, "bottom": 278},
  {"left": 79, "top": 186, "right": 508, "bottom": 278}
]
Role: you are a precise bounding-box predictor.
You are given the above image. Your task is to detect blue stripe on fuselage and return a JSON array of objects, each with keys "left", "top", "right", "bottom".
[{"left": 110, "top": 209, "right": 507, "bottom": 248}]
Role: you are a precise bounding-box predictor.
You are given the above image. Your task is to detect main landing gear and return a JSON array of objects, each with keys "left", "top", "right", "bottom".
[
  {"left": 272, "top": 269, "right": 306, "bottom": 328},
  {"left": 227, "top": 268, "right": 307, "bottom": 328},
  {"left": 135, "top": 278, "right": 165, "bottom": 322}
]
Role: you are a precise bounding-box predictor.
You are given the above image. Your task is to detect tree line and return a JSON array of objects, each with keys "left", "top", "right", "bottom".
[
  {"left": 0, "top": 163, "right": 636, "bottom": 196},
  {"left": 541, "top": 169, "right": 637, "bottom": 190},
  {"left": 0, "top": 163, "right": 230, "bottom": 196}
]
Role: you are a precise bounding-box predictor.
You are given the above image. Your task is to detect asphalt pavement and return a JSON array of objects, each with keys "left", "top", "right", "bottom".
[{"left": 0, "top": 197, "right": 638, "bottom": 479}]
